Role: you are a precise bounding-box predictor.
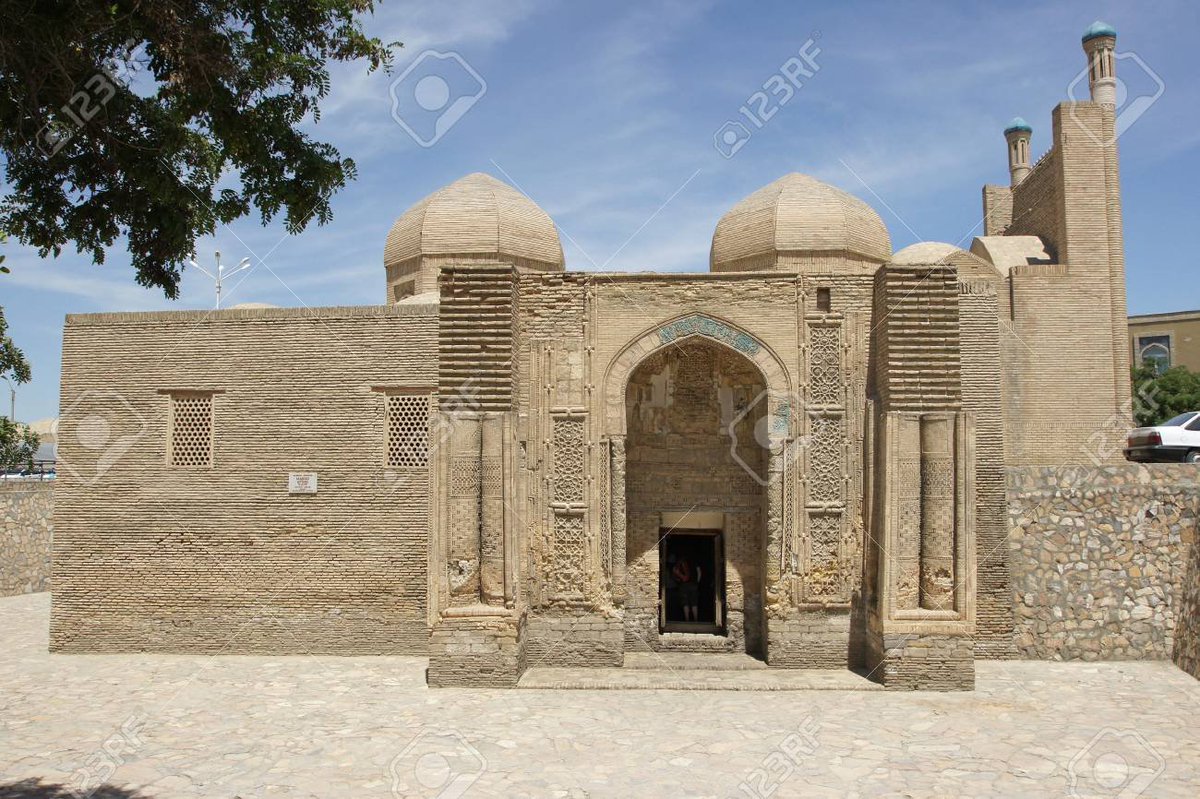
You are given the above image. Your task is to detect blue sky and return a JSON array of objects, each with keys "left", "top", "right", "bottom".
[{"left": 2, "top": 0, "right": 1197, "bottom": 422}]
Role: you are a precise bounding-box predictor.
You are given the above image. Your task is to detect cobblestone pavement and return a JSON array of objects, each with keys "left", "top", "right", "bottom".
[{"left": 3, "top": 593, "right": 1200, "bottom": 798}]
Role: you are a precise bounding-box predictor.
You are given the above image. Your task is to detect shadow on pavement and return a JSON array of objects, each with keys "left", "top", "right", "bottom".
[{"left": 0, "top": 780, "right": 152, "bottom": 798}]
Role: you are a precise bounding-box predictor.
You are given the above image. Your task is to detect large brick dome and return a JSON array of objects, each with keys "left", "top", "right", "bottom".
[
  {"left": 384, "top": 172, "right": 564, "bottom": 273},
  {"left": 710, "top": 173, "right": 892, "bottom": 272}
]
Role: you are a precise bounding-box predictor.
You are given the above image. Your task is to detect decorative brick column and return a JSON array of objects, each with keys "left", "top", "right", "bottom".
[
  {"left": 480, "top": 414, "right": 506, "bottom": 606},
  {"left": 428, "top": 264, "right": 525, "bottom": 687},
  {"left": 610, "top": 435, "right": 627, "bottom": 606},
  {"left": 446, "top": 414, "right": 482, "bottom": 605},
  {"left": 866, "top": 265, "right": 977, "bottom": 690},
  {"left": 764, "top": 449, "right": 786, "bottom": 608},
  {"left": 919, "top": 415, "right": 956, "bottom": 610}
]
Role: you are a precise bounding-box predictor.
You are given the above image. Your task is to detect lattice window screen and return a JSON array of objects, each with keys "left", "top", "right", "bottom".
[
  {"left": 387, "top": 394, "right": 430, "bottom": 468},
  {"left": 170, "top": 393, "right": 213, "bottom": 467},
  {"left": 551, "top": 513, "right": 586, "bottom": 599}
]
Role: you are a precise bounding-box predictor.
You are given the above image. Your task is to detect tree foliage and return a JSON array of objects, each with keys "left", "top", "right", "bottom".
[
  {"left": 1130, "top": 361, "right": 1200, "bottom": 428},
  {"left": 0, "top": 307, "right": 38, "bottom": 471},
  {"left": 0, "top": 418, "right": 39, "bottom": 472},
  {"left": 0, "top": 0, "right": 397, "bottom": 298}
]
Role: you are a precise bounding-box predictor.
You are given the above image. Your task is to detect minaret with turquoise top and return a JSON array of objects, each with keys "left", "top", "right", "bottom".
[
  {"left": 1003, "top": 117, "right": 1032, "bottom": 186},
  {"left": 1082, "top": 20, "right": 1118, "bottom": 105}
]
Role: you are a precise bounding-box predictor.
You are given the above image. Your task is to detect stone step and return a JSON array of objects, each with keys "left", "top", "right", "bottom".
[
  {"left": 623, "top": 652, "right": 768, "bottom": 670},
  {"left": 517, "top": 666, "right": 883, "bottom": 691}
]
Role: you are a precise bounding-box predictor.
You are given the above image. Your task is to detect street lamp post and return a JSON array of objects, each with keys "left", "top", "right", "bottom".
[{"left": 188, "top": 251, "right": 253, "bottom": 309}]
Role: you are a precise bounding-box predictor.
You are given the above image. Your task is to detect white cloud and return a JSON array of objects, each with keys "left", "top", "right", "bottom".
[{"left": 3, "top": 262, "right": 175, "bottom": 312}]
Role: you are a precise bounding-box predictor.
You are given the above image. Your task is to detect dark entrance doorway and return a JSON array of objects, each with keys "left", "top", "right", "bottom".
[{"left": 659, "top": 530, "right": 725, "bottom": 634}]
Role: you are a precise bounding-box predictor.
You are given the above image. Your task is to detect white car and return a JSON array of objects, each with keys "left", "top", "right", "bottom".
[{"left": 1125, "top": 411, "right": 1200, "bottom": 463}]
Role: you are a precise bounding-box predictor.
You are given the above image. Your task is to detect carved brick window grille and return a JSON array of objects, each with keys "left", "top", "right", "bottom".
[
  {"left": 552, "top": 418, "right": 585, "bottom": 504},
  {"left": 386, "top": 393, "right": 431, "bottom": 468},
  {"left": 809, "top": 513, "right": 841, "bottom": 564},
  {"left": 806, "top": 415, "right": 845, "bottom": 505},
  {"left": 806, "top": 512, "right": 844, "bottom": 597},
  {"left": 807, "top": 325, "right": 842, "bottom": 407},
  {"left": 169, "top": 393, "right": 213, "bottom": 467},
  {"left": 551, "top": 513, "right": 586, "bottom": 598}
]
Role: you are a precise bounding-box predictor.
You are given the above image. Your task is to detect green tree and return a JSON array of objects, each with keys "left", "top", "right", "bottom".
[
  {"left": 0, "top": 307, "right": 39, "bottom": 471},
  {"left": 0, "top": 0, "right": 398, "bottom": 297},
  {"left": 0, "top": 2, "right": 395, "bottom": 467},
  {"left": 1131, "top": 361, "right": 1200, "bottom": 427}
]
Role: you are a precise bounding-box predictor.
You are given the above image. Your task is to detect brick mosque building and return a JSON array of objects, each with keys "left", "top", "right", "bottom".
[{"left": 51, "top": 23, "right": 1147, "bottom": 690}]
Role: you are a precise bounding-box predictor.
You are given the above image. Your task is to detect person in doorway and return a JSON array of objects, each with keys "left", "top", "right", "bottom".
[{"left": 672, "top": 557, "right": 703, "bottom": 622}]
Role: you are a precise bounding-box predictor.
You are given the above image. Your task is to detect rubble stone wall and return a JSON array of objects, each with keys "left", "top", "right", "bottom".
[
  {"left": 0, "top": 481, "right": 53, "bottom": 596},
  {"left": 1174, "top": 521, "right": 1200, "bottom": 679},
  {"left": 1008, "top": 465, "right": 1198, "bottom": 661}
]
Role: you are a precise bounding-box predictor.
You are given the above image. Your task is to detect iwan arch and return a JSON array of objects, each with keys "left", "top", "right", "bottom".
[{"left": 52, "top": 25, "right": 1141, "bottom": 689}]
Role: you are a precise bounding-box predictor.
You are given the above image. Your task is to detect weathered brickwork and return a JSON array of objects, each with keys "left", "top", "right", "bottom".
[
  {"left": 0, "top": 481, "right": 53, "bottom": 596},
  {"left": 996, "top": 102, "right": 1130, "bottom": 468},
  {"left": 52, "top": 305, "right": 436, "bottom": 654},
  {"left": 766, "top": 610, "right": 852, "bottom": 668},
  {"left": 624, "top": 339, "right": 766, "bottom": 654},
  {"left": 864, "top": 265, "right": 976, "bottom": 689},
  {"left": 868, "top": 633, "right": 975, "bottom": 691},
  {"left": 1008, "top": 465, "right": 1198, "bottom": 661},
  {"left": 53, "top": 26, "right": 1161, "bottom": 693},
  {"left": 427, "top": 610, "right": 526, "bottom": 688},
  {"left": 1006, "top": 147, "right": 1063, "bottom": 249},
  {"left": 524, "top": 611, "right": 623, "bottom": 668},
  {"left": 959, "top": 286, "right": 1013, "bottom": 657}
]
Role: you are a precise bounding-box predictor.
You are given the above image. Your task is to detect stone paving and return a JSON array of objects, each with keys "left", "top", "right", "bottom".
[{"left": 2, "top": 593, "right": 1200, "bottom": 798}]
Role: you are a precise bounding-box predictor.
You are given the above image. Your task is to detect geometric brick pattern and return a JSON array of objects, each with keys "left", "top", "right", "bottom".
[
  {"left": 550, "top": 513, "right": 586, "bottom": 599},
  {"left": 169, "top": 393, "right": 213, "bottom": 467},
  {"left": 449, "top": 458, "right": 481, "bottom": 496},
  {"left": 386, "top": 393, "right": 430, "bottom": 468},
  {"left": 806, "top": 415, "right": 845, "bottom": 505},
  {"left": 552, "top": 418, "right": 585, "bottom": 505},
  {"left": 808, "top": 325, "right": 842, "bottom": 407}
]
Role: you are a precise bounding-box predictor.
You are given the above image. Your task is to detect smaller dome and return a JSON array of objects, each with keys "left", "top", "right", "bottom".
[
  {"left": 892, "top": 242, "right": 963, "bottom": 265},
  {"left": 894, "top": 241, "right": 1004, "bottom": 282},
  {"left": 1082, "top": 20, "right": 1116, "bottom": 42},
  {"left": 1004, "top": 117, "right": 1032, "bottom": 136}
]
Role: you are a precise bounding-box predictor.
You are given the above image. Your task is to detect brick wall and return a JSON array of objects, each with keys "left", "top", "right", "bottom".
[
  {"left": 868, "top": 633, "right": 975, "bottom": 690},
  {"left": 1006, "top": 147, "right": 1063, "bottom": 252},
  {"left": 51, "top": 305, "right": 437, "bottom": 654},
  {"left": 1008, "top": 465, "right": 1197, "bottom": 661},
  {"left": 959, "top": 286, "right": 1013, "bottom": 656},
  {"left": 1000, "top": 102, "right": 1129, "bottom": 468},
  {"left": 1, "top": 481, "right": 53, "bottom": 596}
]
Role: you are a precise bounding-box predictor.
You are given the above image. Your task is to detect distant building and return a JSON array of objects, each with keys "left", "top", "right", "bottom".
[{"left": 1129, "top": 310, "right": 1200, "bottom": 372}]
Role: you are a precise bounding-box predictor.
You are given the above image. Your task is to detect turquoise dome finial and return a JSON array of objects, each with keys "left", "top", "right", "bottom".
[
  {"left": 1004, "top": 117, "right": 1032, "bottom": 136},
  {"left": 1082, "top": 20, "right": 1117, "bottom": 43}
]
